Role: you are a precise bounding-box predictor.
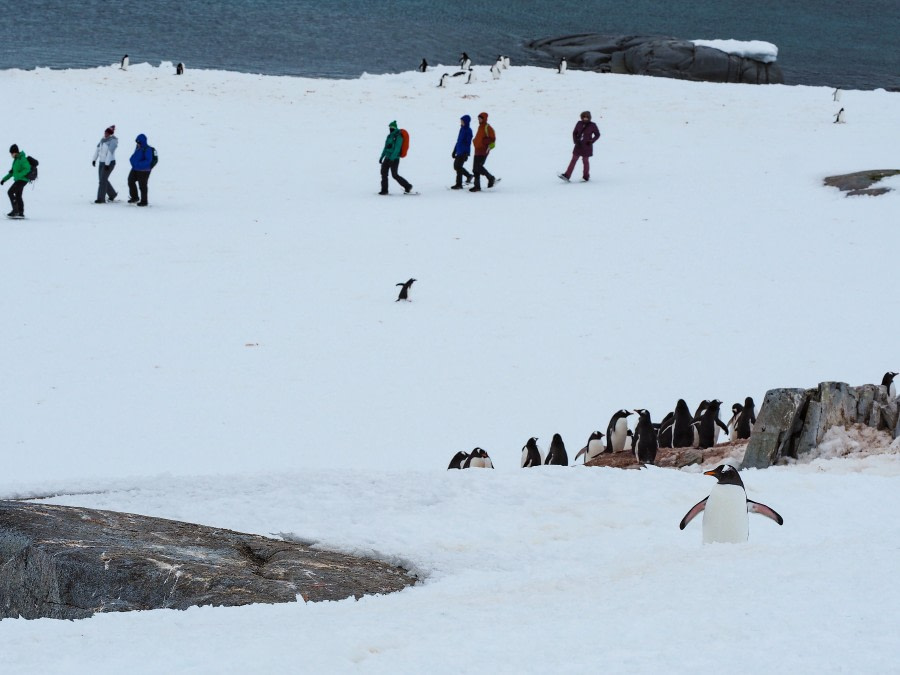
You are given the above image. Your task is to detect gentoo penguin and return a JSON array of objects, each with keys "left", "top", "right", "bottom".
[
  {"left": 558, "top": 57, "right": 567, "bottom": 74},
  {"left": 670, "top": 399, "right": 694, "bottom": 448},
  {"left": 727, "top": 403, "right": 743, "bottom": 442},
  {"left": 605, "top": 409, "right": 633, "bottom": 453},
  {"left": 463, "top": 447, "right": 494, "bottom": 468},
  {"left": 466, "top": 67, "right": 476, "bottom": 84},
  {"left": 490, "top": 61, "right": 501, "bottom": 79},
  {"left": 691, "top": 400, "right": 709, "bottom": 447},
  {"left": 679, "top": 464, "right": 783, "bottom": 544},
  {"left": 176, "top": 62, "right": 184, "bottom": 75},
  {"left": 448, "top": 450, "right": 469, "bottom": 470},
  {"left": 882, "top": 371, "right": 898, "bottom": 399},
  {"left": 395, "top": 278, "right": 416, "bottom": 301},
  {"left": 418, "top": 58, "right": 428, "bottom": 73},
  {"left": 833, "top": 88, "right": 841, "bottom": 102},
  {"left": 697, "top": 400, "right": 729, "bottom": 448},
  {"left": 120, "top": 54, "right": 129, "bottom": 70},
  {"left": 544, "top": 433, "right": 569, "bottom": 466},
  {"left": 657, "top": 411, "right": 675, "bottom": 448},
  {"left": 438, "top": 73, "right": 449, "bottom": 88},
  {"left": 520, "top": 437, "right": 543, "bottom": 467},
  {"left": 574, "top": 431, "right": 605, "bottom": 464},
  {"left": 459, "top": 52, "right": 471, "bottom": 71},
  {"left": 735, "top": 396, "right": 756, "bottom": 440},
  {"left": 632, "top": 409, "right": 658, "bottom": 465},
  {"left": 834, "top": 108, "right": 845, "bottom": 123},
  {"left": 495, "top": 55, "right": 504, "bottom": 71},
  {"left": 502, "top": 56, "right": 510, "bottom": 69}
]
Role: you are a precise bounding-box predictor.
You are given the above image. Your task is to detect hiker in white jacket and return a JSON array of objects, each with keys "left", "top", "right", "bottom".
[{"left": 92, "top": 125, "right": 119, "bottom": 203}]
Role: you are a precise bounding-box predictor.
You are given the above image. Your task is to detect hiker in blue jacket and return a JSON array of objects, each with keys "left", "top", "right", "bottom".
[
  {"left": 450, "top": 114, "right": 473, "bottom": 189},
  {"left": 127, "top": 133, "right": 156, "bottom": 206}
]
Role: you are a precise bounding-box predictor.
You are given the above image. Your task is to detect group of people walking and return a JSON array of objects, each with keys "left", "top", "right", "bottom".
[
  {"left": 2, "top": 127, "right": 158, "bottom": 219},
  {"left": 377, "top": 110, "right": 600, "bottom": 194}
]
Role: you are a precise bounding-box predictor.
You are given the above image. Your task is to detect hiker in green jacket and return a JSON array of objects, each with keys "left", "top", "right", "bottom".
[
  {"left": 378, "top": 121, "right": 413, "bottom": 195},
  {"left": 1, "top": 144, "right": 31, "bottom": 218}
]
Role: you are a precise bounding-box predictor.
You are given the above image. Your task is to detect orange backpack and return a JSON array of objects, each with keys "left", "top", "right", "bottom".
[{"left": 399, "top": 129, "right": 410, "bottom": 158}]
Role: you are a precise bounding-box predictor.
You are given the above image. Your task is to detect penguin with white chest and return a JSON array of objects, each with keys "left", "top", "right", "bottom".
[
  {"left": 605, "top": 409, "right": 633, "bottom": 453},
  {"left": 463, "top": 447, "right": 494, "bottom": 468},
  {"left": 882, "top": 371, "right": 897, "bottom": 399},
  {"left": 558, "top": 57, "right": 567, "bottom": 74},
  {"left": 574, "top": 431, "right": 605, "bottom": 464},
  {"left": 727, "top": 403, "right": 743, "bottom": 442},
  {"left": 679, "top": 464, "right": 783, "bottom": 544}
]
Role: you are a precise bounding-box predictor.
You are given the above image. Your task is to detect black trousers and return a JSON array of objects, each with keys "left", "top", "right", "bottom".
[
  {"left": 380, "top": 158, "right": 411, "bottom": 193},
  {"left": 473, "top": 155, "right": 494, "bottom": 188},
  {"left": 7, "top": 180, "right": 25, "bottom": 214},
  {"left": 97, "top": 160, "right": 117, "bottom": 201},
  {"left": 453, "top": 154, "right": 472, "bottom": 186},
  {"left": 128, "top": 169, "right": 150, "bottom": 204}
]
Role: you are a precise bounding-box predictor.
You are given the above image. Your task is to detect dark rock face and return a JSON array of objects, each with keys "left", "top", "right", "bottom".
[
  {"left": 528, "top": 34, "right": 783, "bottom": 84},
  {"left": 741, "top": 382, "right": 899, "bottom": 469},
  {"left": 0, "top": 502, "right": 414, "bottom": 620},
  {"left": 824, "top": 170, "right": 900, "bottom": 197}
]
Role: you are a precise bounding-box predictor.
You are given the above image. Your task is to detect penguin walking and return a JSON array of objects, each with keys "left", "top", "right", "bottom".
[
  {"left": 520, "top": 437, "right": 543, "bottom": 467},
  {"left": 418, "top": 58, "right": 428, "bottom": 73},
  {"left": 735, "top": 396, "right": 756, "bottom": 440},
  {"left": 438, "top": 73, "right": 449, "bottom": 88},
  {"left": 448, "top": 450, "right": 469, "bottom": 469},
  {"left": 120, "top": 54, "right": 129, "bottom": 70},
  {"left": 544, "top": 433, "right": 569, "bottom": 466},
  {"left": 632, "top": 409, "right": 658, "bottom": 464},
  {"left": 574, "top": 431, "right": 605, "bottom": 464},
  {"left": 459, "top": 52, "right": 471, "bottom": 71},
  {"left": 727, "top": 403, "right": 743, "bottom": 442},
  {"left": 463, "top": 447, "right": 494, "bottom": 468},
  {"left": 679, "top": 464, "right": 783, "bottom": 543},
  {"left": 558, "top": 57, "right": 567, "bottom": 74},
  {"left": 882, "top": 371, "right": 897, "bottom": 399},
  {"left": 605, "top": 409, "right": 633, "bottom": 453},
  {"left": 395, "top": 278, "right": 416, "bottom": 301},
  {"left": 832, "top": 88, "right": 841, "bottom": 102},
  {"left": 176, "top": 62, "right": 184, "bottom": 75},
  {"left": 490, "top": 62, "right": 501, "bottom": 80},
  {"left": 834, "top": 108, "right": 845, "bottom": 123},
  {"left": 697, "top": 400, "right": 729, "bottom": 448},
  {"left": 466, "top": 67, "right": 476, "bottom": 84}
]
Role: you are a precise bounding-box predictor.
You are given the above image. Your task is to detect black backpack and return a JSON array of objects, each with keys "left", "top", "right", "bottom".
[{"left": 26, "top": 156, "right": 39, "bottom": 182}]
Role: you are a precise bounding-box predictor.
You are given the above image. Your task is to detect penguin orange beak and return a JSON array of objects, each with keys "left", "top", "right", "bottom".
[{"left": 703, "top": 469, "right": 717, "bottom": 476}]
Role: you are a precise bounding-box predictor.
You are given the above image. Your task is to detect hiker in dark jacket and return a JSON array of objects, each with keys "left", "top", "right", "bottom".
[
  {"left": 450, "top": 114, "right": 474, "bottom": 189},
  {"left": 378, "top": 121, "right": 412, "bottom": 195},
  {"left": 2, "top": 144, "right": 31, "bottom": 218},
  {"left": 128, "top": 133, "right": 156, "bottom": 206},
  {"left": 470, "top": 112, "right": 496, "bottom": 192},
  {"left": 559, "top": 111, "right": 601, "bottom": 182}
]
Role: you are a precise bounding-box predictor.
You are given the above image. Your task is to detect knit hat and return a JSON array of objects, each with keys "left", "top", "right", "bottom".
[
  {"left": 105, "top": 125, "right": 115, "bottom": 135},
  {"left": 9, "top": 144, "right": 18, "bottom": 154},
  {"left": 389, "top": 120, "right": 398, "bottom": 130},
  {"left": 478, "top": 112, "right": 488, "bottom": 121},
  {"left": 581, "top": 111, "right": 592, "bottom": 120}
]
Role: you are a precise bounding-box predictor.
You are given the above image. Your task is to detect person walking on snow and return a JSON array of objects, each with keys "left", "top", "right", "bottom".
[
  {"left": 451, "top": 114, "right": 474, "bottom": 189},
  {"left": 378, "top": 121, "right": 412, "bottom": 195},
  {"left": 470, "top": 112, "right": 496, "bottom": 192},
  {"left": 559, "top": 111, "right": 600, "bottom": 182},
  {"left": 92, "top": 125, "right": 119, "bottom": 203},
  {"left": 128, "top": 133, "right": 157, "bottom": 206},
  {"left": 2, "top": 144, "right": 31, "bottom": 218}
]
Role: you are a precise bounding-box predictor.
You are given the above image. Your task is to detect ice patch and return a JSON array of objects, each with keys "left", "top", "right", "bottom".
[{"left": 691, "top": 39, "right": 779, "bottom": 63}]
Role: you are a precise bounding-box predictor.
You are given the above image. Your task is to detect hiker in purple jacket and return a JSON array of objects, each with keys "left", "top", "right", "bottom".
[{"left": 559, "top": 111, "right": 600, "bottom": 182}]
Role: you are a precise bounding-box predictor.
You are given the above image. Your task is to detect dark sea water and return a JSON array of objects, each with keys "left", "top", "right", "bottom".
[{"left": 5, "top": 0, "right": 899, "bottom": 90}]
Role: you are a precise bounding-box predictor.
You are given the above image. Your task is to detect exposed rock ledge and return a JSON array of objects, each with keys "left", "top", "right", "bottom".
[
  {"left": 0, "top": 502, "right": 415, "bottom": 620},
  {"left": 527, "top": 34, "right": 783, "bottom": 84},
  {"left": 824, "top": 170, "right": 900, "bottom": 196}
]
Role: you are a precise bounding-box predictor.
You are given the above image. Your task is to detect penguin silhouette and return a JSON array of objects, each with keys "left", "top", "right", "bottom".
[
  {"left": 671, "top": 399, "right": 694, "bottom": 448},
  {"left": 832, "top": 88, "right": 841, "bottom": 102},
  {"left": 395, "top": 278, "right": 416, "bottom": 301},
  {"left": 697, "top": 400, "right": 729, "bottom": 448},
  {"left": 419, "top": 58, "right": 428, "bottom": 72},
  {"left": 727, "top": 403, "right": 743, "bottom": 442},
  {"left": 176, "top": 62, "right": 184, "bottom": 75},
  {"left": 882, "top": 371, "right": 897, "bottom": 399},
  {"left": 558, "top": 57, "right": 567, "bottom": 74},
  {"left": 448, "top": 450, "right": 469, "bottom": 469},
  {"left": 606, "top": 409, "right": 633, "bottom": 453},
  {"left": 544, "top": 433, "right": 568, "bottom": 466},
  {"left": 574, "top": 431, "right": 605, "bottom": 464},
  {"left": 632, "top": 409, "right": 658, "bottom": 464},
  {"left": 679, "top": 464, "right": 783, "bottom": 543},
  {"left": 735, "top": 396, "right": 756, "bottom": 440},
  {"left": 520, "top": 437, "right": 542, "bottom": 467}
]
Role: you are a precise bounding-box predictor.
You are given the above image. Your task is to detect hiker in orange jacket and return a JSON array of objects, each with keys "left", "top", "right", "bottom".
[{"left": 470, "top": 112, "right": 496, "bottom": 192}]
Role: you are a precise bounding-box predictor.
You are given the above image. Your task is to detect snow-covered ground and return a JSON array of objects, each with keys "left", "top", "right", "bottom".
[
  {"left": 691, "top": 39, "right": 779, "bottom": 63},
  {"left": 1, "top": 62, "right": 899, "bottom": 673}
]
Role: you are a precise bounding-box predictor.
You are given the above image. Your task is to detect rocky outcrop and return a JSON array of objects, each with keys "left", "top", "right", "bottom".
[
  {"left": 824, "top": 170, "right": 900, "bottom": 197},
  {"left": 0, "top": 502, "right": 414, "bottom": 620},
  {"left": 527, "top": 34, "right": 783, "bottom": 84},
  {"left": 741, "top": 382, "right": 899, "bottom": 469}
]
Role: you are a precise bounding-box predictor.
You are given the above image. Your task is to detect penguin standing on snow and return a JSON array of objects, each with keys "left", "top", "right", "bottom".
[
  {"left": 438, "top": 73, "right": 449, "bottom": 88},
  {"left": 834, "top": 108, "right": 845, "bottom": 123},
  {"left": 558, "top": 57, "right": 567, "bottom": 74},
  {"left": 574, "top": 431, "right": 605, "bottom": 464},
  {"left": 727, "top": 403, "right": 743, "bottom": 442},
  {"left": 466, "top": 67, "right": 476, "bottom": 84},
  {"left": 605, "top": 409, "right": 633, "bottom": 453},
  {"left": 395, "top": 278, "right": 416, "bottom": 301},
  {"left": 176, "top": 62, "right": 185, "bottom": 75},
  {"left": 490, "top": 61, "right": 501, "bottom": 80},
  {"left": 419, "top": 58, "right": 428, "bottom": 72},
  {"left": 833, "top": 88, "right": 841, "bottom": 102},
  {"left": 463, "top": 447, "right": 494, "bottom": 468},
  {"left": 679, "top": 464, "right": 783, "bottom": 544},
  {"left": 120, "top": 54, "right": 129, "bottom": 70},
  {"left": 735, "top": 396, "right": 756, "bottom": 440},
  {"left": 448, "top": 450, "right": 469, "bottom": 469},
  {"left": 459, "top": 52, "right": 471, "bottom": 71},
  {"left": 632, "top": 409, "right": 658, "bottom": 464},
  {"left": 544, "top": 433, "right": 569, "bottom": 466},
  {"left": 520, "top": 437, "right": 543, "bottom": 467},
  {"left": 502, "top": 56, "right": 510, "bottom": 68},
  {"left": 882, "top": 371, "right": 897, "bottom": 399}
]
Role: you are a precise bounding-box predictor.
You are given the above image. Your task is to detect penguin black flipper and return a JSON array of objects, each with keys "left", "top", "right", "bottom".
[
  {"left": 573, "top": 446, "right": 587, "bottom": 463},
  {"left": 679, "top": 497, "right": 708, "bottom": 530},
  {"left": 748, "top": 499, "right": 784, "bottom": 525},
  {"left": 715, "top": 418, "right": 729, "bottom": 434}
]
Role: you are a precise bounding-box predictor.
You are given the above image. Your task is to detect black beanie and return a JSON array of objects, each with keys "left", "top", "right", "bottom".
[{"left": 9, "top": 144, "right": 18, "bottom": 153}]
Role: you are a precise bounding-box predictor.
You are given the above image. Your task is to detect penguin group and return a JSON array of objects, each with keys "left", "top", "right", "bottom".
[
  {"left": 426, "top": 51, "right": 510, "bottom": 88},
  {"left": 448, "top": 447, "right": 494, "bottom": 469}
]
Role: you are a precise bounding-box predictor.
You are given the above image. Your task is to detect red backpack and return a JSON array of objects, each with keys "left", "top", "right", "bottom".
[{"left": 399, "top": 129, "right": 410, "bottom": 158}]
